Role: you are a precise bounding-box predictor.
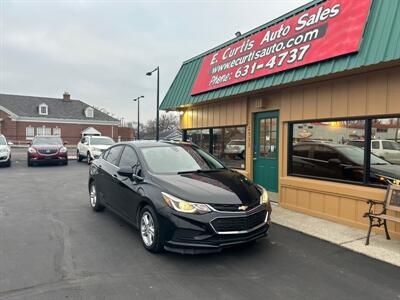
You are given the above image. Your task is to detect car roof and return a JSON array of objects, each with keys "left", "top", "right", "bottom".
[{"left": 124, "top": 140, "right": 192, "bottom": 148}]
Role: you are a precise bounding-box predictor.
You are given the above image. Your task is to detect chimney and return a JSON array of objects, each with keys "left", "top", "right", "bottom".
[{"left": 63, "top": 92, "right": 71, "bottom": 101}]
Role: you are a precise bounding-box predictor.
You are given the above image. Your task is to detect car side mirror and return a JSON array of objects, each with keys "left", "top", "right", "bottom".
[
  {"left": 28, "top": 142, "right": 32, "bottom": 146},
  {"left": 328, "top": 158, "right": 341, "bottom": 165},
  {"left": 118, "top": 166, "right": 143, "bottom": 182}
]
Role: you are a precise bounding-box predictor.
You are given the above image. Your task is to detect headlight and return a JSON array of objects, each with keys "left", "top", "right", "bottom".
[
  {"left": 28, "top": 147, "right": 37, "bottom": 154},
  {"left": 162, "top": 192, "right": 211, "bottom": 214},
  {"left": 258, "top": 185, "right": 269, "bottom": 205},
  {"left": 59, "top": 147, "right": 67, "bottom": 153},
  {"left": 377, "top": 174, "right": 400, "bottom": 185}
]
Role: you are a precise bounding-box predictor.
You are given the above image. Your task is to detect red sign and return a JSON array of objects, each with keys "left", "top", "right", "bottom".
[{"left": 191, "top": 0, "right": 372, "bottom": 95}]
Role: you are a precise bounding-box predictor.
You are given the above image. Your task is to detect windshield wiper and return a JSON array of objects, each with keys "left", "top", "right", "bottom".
[{"left": 178, "top": 169, "right": 225, "bottom": 175}]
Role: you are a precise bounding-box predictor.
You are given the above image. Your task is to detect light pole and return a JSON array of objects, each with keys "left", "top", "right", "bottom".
[
  {"left": 133, "top": 96, "right": 144, "bottom": 140},
  {"left": 146, "top": 66, "right": 160, "bottom": 141}
]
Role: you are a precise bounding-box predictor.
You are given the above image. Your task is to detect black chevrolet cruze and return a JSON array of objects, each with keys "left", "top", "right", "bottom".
[{"left": 88, "top": 141, "right": 272, "bottom": 254}]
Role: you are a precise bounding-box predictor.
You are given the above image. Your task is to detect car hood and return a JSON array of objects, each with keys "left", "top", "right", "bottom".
[
  {"left": 152, "top": 170, "right": 261, "bottom": 206},
  {"left": 32, "top": 144, "right": 63, "bottom": 150},
  {"left": 371, "top": 164, "right": 400, "bottom": 178}
]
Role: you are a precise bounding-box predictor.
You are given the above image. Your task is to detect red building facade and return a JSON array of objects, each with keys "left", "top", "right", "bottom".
[{"left": 0, "top": 93, "right": 134, "bottom": 145}]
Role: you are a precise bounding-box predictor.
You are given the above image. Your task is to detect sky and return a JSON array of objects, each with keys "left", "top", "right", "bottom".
[{"left": 0, "top": 0, "right": 311, "bottom": 124}]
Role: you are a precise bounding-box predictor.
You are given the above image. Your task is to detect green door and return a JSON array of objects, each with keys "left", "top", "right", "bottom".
[{"left": 253, "top": 111, "right": 279, "bottom": 192}]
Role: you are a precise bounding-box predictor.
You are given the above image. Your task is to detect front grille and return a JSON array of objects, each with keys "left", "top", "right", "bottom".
[
  {"left": 211, "top": 210, "right": 266, "bottom": 233},
  {"left": 211, "top": 202, "right": 259, "bottom": 212},
  {"left": 38, "top": 149, "right": 58, "bottom": 155},
  {"left": 0, "top": 155, "right": 7, "bottom": 160}
]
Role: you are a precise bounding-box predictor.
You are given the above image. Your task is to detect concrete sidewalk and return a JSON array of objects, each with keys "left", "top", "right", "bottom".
[{"left": 272, "top": 203, "right": 400, "bottom": 267}]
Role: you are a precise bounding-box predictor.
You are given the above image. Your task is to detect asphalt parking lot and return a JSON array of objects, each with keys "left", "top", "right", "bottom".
[{"left": 0, "top": 153, "right": 399, "bottom": 300}]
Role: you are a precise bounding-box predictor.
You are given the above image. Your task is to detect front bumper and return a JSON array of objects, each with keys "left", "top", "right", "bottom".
[
  {"left": 158, "top": 204, "right": 271, "bottom": 254},
  {"left": 28, "top": 153, "right": 68, "bottom": 163},
  {"left": 0, "top": 153, "right": 11, "bottom": 164}
]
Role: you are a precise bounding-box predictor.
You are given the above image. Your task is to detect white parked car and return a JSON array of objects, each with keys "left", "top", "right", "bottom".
[
  {"left": 347, "top": 139, "right": 400, "bottom": 165},
  {"left": 0, "top": 134, "right": 12, "bottom": 167},
  {"left": 224, "top": 139, "right": 246, "bottom": 158},
  {"left": 371, "top": 139, "right": 400, "bottom": 165},
  {"left": 77, "top": 136, "right": 115, "bottom": 164}
]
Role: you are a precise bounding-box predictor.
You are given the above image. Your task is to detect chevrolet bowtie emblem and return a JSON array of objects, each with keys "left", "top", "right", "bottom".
[{"left": 238, "top": 205, "right": 248, "bottom": 211}]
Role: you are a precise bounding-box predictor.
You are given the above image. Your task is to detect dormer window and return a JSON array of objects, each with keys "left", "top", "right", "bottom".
[
  {"left": 39, "top": 103, "right": 48, "bottom": 115},
  {"left": 85, "top": 107, "right": 94, "bottom": 118}
]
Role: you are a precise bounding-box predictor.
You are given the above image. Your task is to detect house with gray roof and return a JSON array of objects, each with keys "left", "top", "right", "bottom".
[{"left": 0, "top": 92, "right": 134, "bottom": 144}]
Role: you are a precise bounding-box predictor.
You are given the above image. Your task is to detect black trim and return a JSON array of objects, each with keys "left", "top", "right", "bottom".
[{"left": 364, "top": 119, "right": 372, "bottom": 184}]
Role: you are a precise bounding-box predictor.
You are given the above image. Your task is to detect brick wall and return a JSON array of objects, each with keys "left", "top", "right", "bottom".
[{"left": 0, "top": 111, "right": 134, "bottom": 145}]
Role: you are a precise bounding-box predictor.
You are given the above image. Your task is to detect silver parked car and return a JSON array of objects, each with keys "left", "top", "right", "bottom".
[{"left": 0, "top": 134, "right": 12, "bottom": 167}]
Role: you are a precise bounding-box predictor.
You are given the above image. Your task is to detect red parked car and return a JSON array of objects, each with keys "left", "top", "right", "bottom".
[{"left": 27, "top": 136, "right": 68, "bottom": 166}]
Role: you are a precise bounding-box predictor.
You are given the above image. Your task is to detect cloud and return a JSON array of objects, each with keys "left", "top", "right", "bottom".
[{"left": 0, "top": 0, "right": 311, "bottom": 123}]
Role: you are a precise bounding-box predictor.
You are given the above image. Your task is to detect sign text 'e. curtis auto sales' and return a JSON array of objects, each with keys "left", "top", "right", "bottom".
[{"left": 191, "top": 0, "right": 372, "bottom": 95}]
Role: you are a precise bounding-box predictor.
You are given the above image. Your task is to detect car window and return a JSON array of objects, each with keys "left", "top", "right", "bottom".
[
  {"left": 293, "top": 144, "right": 310, "bottom": 158},
  {"left": 0, "top": 136, "right": 6, "bottom": 145},
  {"left": 382, "top": 141, "right": 400, "bottom": 151},
  {"left": 313, "top": 145, "right": 339, "bottom": 161},
  {"left": 105, "top": 145, "right": 124, "bottom": 166},
  {"left": 372, "top": 141, "right": 380, "bottom": 149},
  {"left": 33, "top": 137, "right": 63, "bottom": 145},
  {"left": 118, "top": 146, "right": 139, "bottom": 169},
  {"left": 90, "top": 137, "right": 115, "bottom": 146}
]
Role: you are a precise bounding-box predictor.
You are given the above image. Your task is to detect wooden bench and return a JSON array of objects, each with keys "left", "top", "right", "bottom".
[{"left": 364, "top": 184, "right": 400, "bottom": 245}]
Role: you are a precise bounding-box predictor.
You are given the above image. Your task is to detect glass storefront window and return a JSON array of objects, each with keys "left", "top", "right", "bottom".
[
  {"left": 185, "top": 126, "right": 246, "bottom": 169},
  {"left": 186, "top": 129, "right": 210, "bottom": 152},
  {"left": 291, "top": 120, "right": 366, "bottom": 183},
  {"left": 370, "top": 117, "right": 400, "bottom": 186},
  {"left": 213, "top": 127, "right": 246, "bottom": 169},
  {"left": 289, "top": 117, "right": 400, "bottom": 187}
]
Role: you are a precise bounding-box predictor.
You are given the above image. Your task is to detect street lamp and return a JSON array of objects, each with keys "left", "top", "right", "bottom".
[
  {"left": 146, "top": 66, "right": 160, "bottom": 141},
  {"left": 133, "top": 96, "right": 144, "bottom": 140}
]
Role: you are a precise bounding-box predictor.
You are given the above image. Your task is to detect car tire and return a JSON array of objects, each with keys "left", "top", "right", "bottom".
[
  {"left": 64, "top": 159, "right": 68, "bottom": 166},
  {"left": 77, "top": 150, "right": 83, "bottom": 162},
  {"left": 27, "top": 159, "right": 33, "bottom": 167},
  {"left": 6, "top": 159, "right": 11, "bottom": 167},
  {"left": 87, "top": 152, "right": 92, "bottom": 165},
  {"left": 139, "top": 206, "right": 164, "bottom": 253},
  {"left": 89, "top": 182, "right": 105, "bottom": 212}
]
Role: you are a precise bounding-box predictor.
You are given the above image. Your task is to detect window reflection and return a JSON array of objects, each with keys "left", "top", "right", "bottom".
[
  {"left": 186, "top": 127, "right": 246, "bottom": 169},
  {"left": 213, "top": 127, "right": 246, "bottom": 169},
  {"left": 290, "top": 118, "right": 400, "bottom": 187}
]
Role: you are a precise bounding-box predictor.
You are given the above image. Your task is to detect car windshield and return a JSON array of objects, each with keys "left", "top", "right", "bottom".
[
  {"left": 90, "top": 137, "right": 115, "bottom": 145},
  {"left": 33, "top": 137, "right": 63, "bottom": 145},
  {"left": 382, "top": 141, "right": 400, "bottom": 151},
  {"left": 338, "top": 146, "right": 389, "bottom": 165},
  {"left": 0, "top": 137, "right": 6, "bottom": 145},
  {"left": 140, "top": 144, "right": 225, "bottom": 174}
]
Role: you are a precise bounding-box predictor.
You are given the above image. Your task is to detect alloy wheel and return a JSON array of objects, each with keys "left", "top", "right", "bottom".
[
  {"left": 90, "top": 184, "right": 97, "bottom": 207},
  {"left": 140, "top": 212, "right": 155, "bottom": 247}
]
